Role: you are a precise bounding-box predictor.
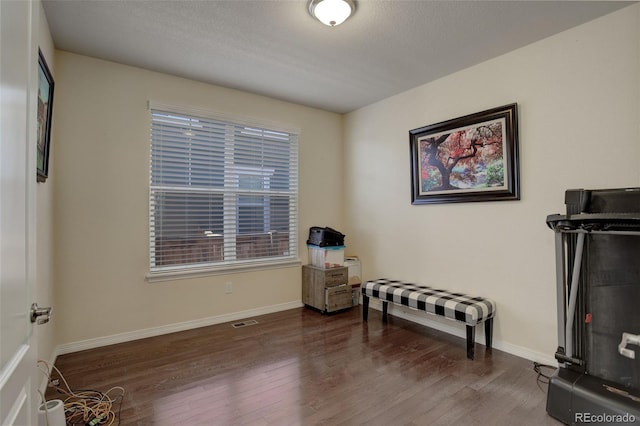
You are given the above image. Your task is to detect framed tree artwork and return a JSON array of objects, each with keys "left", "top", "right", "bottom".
[
  {"left": 37, "top": 49, "right": 54, "bottom": 183},
  {"left": 410, "top": 103, "right": 519, "bottom": 205}
]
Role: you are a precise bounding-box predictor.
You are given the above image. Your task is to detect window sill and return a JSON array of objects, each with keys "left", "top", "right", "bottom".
[{"left": 146, "top": 259, "right": 302, "bottom": 283}]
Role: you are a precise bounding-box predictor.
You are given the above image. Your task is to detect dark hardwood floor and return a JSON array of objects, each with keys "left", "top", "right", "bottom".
[{"left": 47, "top": 306, "right": 561, "bottom": 425}]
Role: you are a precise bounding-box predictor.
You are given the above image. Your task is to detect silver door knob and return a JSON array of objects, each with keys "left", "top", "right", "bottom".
[{"left": 30, "top": 303, "right": 52, "bottom": 325}]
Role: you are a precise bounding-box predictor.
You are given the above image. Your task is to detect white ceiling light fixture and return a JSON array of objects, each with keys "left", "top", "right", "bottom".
[{"left": 308, "top": 0, "right": 355, "bottom": 27}]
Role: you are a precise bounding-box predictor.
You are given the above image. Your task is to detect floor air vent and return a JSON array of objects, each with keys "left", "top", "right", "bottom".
[{"left": 232, "top": 319, "right": 258, "bottom": 328}]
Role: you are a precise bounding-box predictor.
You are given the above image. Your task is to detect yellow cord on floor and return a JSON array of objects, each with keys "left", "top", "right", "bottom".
[{"left": 38, "top": 360, "right": 125, "bottom": 426}]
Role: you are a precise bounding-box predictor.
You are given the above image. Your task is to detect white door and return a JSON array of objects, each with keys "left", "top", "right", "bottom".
[{"left": 0, "top": 0, "right": 40, "bottom": 424}]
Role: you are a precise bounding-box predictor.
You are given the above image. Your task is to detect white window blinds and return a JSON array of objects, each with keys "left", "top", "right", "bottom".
[{"left": 149, "top": 107, "right": 299, "bottom": 274}]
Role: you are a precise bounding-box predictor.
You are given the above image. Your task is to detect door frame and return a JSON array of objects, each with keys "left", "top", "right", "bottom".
[{"left": 0, "top": 0, "right": 40, "bottom": 423}]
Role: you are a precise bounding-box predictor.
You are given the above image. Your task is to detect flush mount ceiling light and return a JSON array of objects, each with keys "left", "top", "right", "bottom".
[{"left": 308, "top": 0, "right": 355, "bottom": 27}]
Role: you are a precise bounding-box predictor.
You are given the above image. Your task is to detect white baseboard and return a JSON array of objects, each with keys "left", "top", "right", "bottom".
[
  {"left": 53, "top": 299, "right": 557, "bottom": 367},
  {"left": 55, "top": 301, "right": 303, "bottom": 356},
  {"left": 367, "top": 299, "right": 557, "bottom": 366}
]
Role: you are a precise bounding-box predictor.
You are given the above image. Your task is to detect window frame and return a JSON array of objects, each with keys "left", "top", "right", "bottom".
[{"left": 146, "top": 102, "right": 300, "bottom": 282}]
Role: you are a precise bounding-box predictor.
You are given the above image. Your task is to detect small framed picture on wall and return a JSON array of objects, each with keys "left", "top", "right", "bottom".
[{"left": 37, "top": 49, "right": 54, "bottom": 183}]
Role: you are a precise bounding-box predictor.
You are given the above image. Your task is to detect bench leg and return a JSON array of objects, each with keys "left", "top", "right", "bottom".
[
  {"left": 466, "top": 325, "right": 475, "bottom": 360},
  {"left": 382, "top": 301, "right": 388, "bottom": 323},
  {"left": 485, "top": 318, "right": 493, "bottom": 350},
  {"left": 362, "top": 294, "right": 369, "bottom": 321}
]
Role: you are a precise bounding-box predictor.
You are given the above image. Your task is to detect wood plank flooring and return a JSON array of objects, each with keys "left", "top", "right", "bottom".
[{"left": 46, "top": 306, "right": 561, "bottom": 425}]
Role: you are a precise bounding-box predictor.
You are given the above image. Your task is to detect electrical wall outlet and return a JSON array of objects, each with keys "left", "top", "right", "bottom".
[{"left": 225, "top": 282, "right": 233, "bottom": 294}]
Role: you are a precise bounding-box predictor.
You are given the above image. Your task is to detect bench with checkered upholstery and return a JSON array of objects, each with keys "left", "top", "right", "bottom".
[{"left": 362, "top": 279, "right": 496, "bottom": 360}]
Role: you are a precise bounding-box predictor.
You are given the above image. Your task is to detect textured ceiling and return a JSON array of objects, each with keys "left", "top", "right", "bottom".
[{"left": 42, "top": 0, "right": 635, "bottom": 113}]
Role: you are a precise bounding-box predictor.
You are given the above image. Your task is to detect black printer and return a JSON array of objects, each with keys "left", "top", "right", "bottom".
[{"left": 307, "top": 226, "right": 345, "bottom": 247}]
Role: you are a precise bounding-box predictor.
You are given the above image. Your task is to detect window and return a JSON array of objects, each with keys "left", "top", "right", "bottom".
[{"left": 148, "top": 105, "right": 299, "bottom": 278}]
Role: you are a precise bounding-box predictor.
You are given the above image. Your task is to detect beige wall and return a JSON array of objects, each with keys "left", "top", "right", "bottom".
[
  {"left": 36, "top": 1, "right": 57, "bottom": 366},
  {"left": 344, "top": 5, "right": 640, "bottom": 362},
  {"left": 52, "top": 52, "right": 343, "bottom": 346}
]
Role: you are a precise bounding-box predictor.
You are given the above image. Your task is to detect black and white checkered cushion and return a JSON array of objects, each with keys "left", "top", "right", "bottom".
[{"left": 362, "top": 279, "right": 495, "bottom": 326}]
